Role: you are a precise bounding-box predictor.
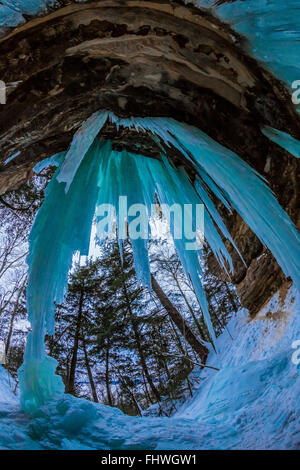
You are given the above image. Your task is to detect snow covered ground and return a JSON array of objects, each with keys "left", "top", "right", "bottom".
[
  {"left": 177, "top": 284, "right": 300, "bottom": 449},
  {"left": 0, "top": 284, "right": 299, "bottom": 450}
]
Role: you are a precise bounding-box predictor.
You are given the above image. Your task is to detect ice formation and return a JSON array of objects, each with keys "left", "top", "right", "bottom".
[
  {"left": 4, "top": 151, "right": 21, "bottom": 166},
  {"left": 19, "top": 141, "right": 101, "bottom": 412},
  {"left": 18, "top": 110, "right": 300, "bottom": 412},
  {"left": 261, "top": 126, "right": 300, "bottom": 159}
]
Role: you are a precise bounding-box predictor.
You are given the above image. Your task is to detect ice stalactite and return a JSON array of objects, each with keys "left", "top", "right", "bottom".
[
  {"left": 0, "top": 6, "right": 24, "bottom": 29},
  {"left": 102, "top": 113, "right": 300, "bottom": 291},
  {"left": 19, "top": 111, "right": 300, "bottom": 412},
  {"left": 94, "top": 143, "right": 216, "bottom": 345},
  {"left": 261, "top": 126, "right": 300, "bottom": 159},
  {"left": 57, "top": 112, "right": 109, "bottom": 192},
  {"left": 19, "top": 142, "right": 101, "bottom": 412}
]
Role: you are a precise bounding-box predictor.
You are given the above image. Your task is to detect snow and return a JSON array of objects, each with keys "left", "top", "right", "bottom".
[
  {"left": 0, "top": 285, "right": 299, "bottom": 449},
  {"left": 0, "top": 365, "right": 16, "bottom": 404},
  {"left": 177, "top": 285, "right": 300, "bottom": 449}
]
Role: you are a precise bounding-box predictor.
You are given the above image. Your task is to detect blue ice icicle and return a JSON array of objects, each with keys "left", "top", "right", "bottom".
[
  {"left": 163, "top": 118, "right": 300, "bottom": 292},
  {"left": 4, "top": 151, "right": 21, "bottom": 165},
  {"left": 96, "top": 143, "right": 151, "bottom": 288},
  {"left": 94, "top": 112, "right": 300, "bottom": 292},
  {"left": 19, "top": 141, "right": 101, "bottom": 413},
  {"left": 57, "top": 111, "right": 109, "bottom": 192},
  {"left": 197, "top": 0, "right": 300, "bottom": 91},
  {"left": 20, "top": 110, "right": 300, "bottom": 409},
  {"left": 195, "top": 177, "right": 245, "bottom": 267},
  {"left": 141, "top": 155, "right": 218, "bottom": 346},
  {"left": 261, "top": 126, "right": 300, "bottom": 159},
  {"left": 33, "top": 152, "right": 66, "bottom": 174}
]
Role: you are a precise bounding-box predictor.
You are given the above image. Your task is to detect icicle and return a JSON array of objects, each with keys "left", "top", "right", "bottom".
[
  {"left": 1, "top": 1, "right": 55, "bottom": 16},
  {"left": 93, "top": 139, "right": 218, "bottom": 344},
  {"left": 57, "top": 111, "right": 109, "bottom": 192},
  {"left": 144, "top": 156, "right": 217, "bottom": 346},
  {"left": 261, "top": 126, "right": 300, "bottom": 158},
  {"left": 95, "top": 143, "right": 151, "bottom": 288},
  {"left": 4, "top": 151, "right": 21, "bottom": 165},
  {"left": 102, "top": 112, "right": 300, "bottom": 291},
  {"left": 0, "top": 5, "right": 24, "bottom": 31},
  {"left": 33, "top": 152, "right": 66, "bottom": 174},
  {"left": 19, "top": 141, "right": 101, "bottom": 413},
  {"left": 197, "top": 169, "right": 232, "bottom": 213},
  {"left": 161, "top": 118, "right": 300, "bottom": 291},
  {"left": 194, "top": 177, "right": 245, "bottom": 267}
]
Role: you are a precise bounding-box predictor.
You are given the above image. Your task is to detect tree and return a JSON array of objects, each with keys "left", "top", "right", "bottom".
[{"left": 151, "top": 274, "right": 208, "bottom": 364}]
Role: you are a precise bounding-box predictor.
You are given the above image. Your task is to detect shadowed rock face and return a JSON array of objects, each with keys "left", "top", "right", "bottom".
[{"left": 0, "top": 0, "right": 299, "bottom": 313}]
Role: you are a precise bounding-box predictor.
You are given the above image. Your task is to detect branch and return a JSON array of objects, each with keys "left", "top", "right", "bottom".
[
  {"left": 0, "top": 195, "right": 32, "bottom": 212},
  {"left": 161, "top": 353, "right": 220, "bottom": 371}
]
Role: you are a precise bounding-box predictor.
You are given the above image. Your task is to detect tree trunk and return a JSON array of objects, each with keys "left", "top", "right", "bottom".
[
  {"left": 122, "top": 281, "right": 161, "bottom": 402},
  {"left": 131, "top": 314, "right": 161, "bottom": 402},
  {"left": 66, "top": 287, "right": 84, "bottom": 395},
  {"left": 172, "top": 272, "right": 208, "bottom": 341},
  {"left": 5, "top": 279, "right": 26, "bottom": 357},
  {"left": 82, "top": 338, "right": 98, "bottom": 403},
  {"left": 223, "top": 281, "right": 238, "bottom": 313},
  {"left": 116, "top": 370, "right": 142, "bottom": 417},
  {"left": 169, "top": 317, "right": 188, "bottom": 357},
  {"left": 105, "top": 342, "right": 113, "bottom": 406},
  {"left": 141, "top": 369, "right": 152, "bottom": 406},
  {"left": 151, "top": 274, "right": 209, "bottom": 364}
]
